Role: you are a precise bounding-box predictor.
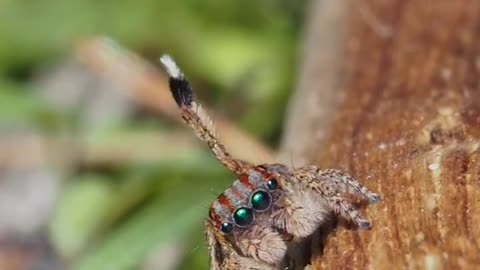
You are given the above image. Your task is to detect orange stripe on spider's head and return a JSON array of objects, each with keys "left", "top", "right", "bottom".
[
  {"left": 239, "top": 174, "right": 254, "bottom": 189},
  {"left": 208, "top": 208, "right": 222, "bottom": 226},
  {"left": 254, "top": 166, "right": 272, "bottom": 179},
  {"left": 217, "top": 193, "right": 234, "bottom": 212}
]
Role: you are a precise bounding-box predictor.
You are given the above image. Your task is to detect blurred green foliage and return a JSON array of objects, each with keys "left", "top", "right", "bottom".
[{"left": 0, "top": 0, "right": 306, "bottom": 269}]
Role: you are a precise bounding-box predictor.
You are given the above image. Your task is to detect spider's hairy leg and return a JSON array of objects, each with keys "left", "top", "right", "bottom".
[
  {"left": 160, "top": 55, "right": 251, "bottom": 174},
  {"left": 291, "top": 166, "right": 379, "bottom": 229},
  {"left": 325, "top": 194, "right": 373, "bottom": 229},
  {"left": 308, "top": 166, "right": 380, "bottom": 203}
]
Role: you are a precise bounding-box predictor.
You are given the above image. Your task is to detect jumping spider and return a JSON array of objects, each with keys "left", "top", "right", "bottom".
[{"left": 160, "top": 55, "right": 380, "bottom": 270}]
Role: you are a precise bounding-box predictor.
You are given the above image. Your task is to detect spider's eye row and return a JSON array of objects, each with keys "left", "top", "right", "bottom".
[
  {"left": 267, "top": 178, "right": 279, "bottom": 190},
  {"left": 233, "top": 207, "right": 254, "bottom": 227},
  {"left": 220, "top": 222, "right": 234, "bottom": 233},
  {"left": 251, "top": 190, "right": 271, "bottom": 211}
]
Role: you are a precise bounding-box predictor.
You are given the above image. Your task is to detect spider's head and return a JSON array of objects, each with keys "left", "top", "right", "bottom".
[{"left": 207, "top": 164, "right": 289, "bottom": 235}]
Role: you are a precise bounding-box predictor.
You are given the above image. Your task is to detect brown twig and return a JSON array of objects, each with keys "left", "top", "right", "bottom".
[{"left": 0, "top": 131, "right": 206, "bottom": 169}]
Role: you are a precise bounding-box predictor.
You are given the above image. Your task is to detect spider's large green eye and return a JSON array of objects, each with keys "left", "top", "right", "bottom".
[
  {"left": 251, "top": 190, "right": 271, "bottom": 211},
  {"left": 233, "top": 207, "right": 254, "bottom": 227}
]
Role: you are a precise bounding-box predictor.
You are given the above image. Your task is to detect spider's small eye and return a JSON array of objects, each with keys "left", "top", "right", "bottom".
[
  {"left": 267, "top": 178, "right": 279, "bottom": 190},
  {"left": 220, "top": 222, "right": 234, "bottom": 233},
  {"left": 233, "top": 207, "right": 254, "bottom": 227},
  {"left": 251, "top": 191, "right": 271, "bottom": 211}
]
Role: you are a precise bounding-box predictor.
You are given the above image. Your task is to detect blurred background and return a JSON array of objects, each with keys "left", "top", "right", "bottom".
[{"left": 0, "top": 0, "right": 308, "bottom": 269}]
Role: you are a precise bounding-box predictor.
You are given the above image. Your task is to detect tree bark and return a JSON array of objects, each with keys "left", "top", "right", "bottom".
[{"left": 283, "top": 0, "right": 480, "bottom": 269}]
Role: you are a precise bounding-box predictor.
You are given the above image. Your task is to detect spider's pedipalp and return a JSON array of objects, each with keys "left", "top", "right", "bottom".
[{"left": 235, "top": 225, "right": 287, "bottom": 265}]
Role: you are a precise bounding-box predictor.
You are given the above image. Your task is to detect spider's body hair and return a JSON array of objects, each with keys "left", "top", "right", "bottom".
[
  {"left": 160, "top": 55, "right": 183, "bottom": 80},
  {"left": 192, "top": 103, "right": 217, "bottom": 138}
]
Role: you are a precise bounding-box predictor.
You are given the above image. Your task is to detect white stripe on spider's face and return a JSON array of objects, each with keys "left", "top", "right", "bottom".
[
  {"left": 224, "top": 187, "right": 244, "bottom": 209},
  {"left": 248, "top": 169, "right": 265, "bottom": 187},
  {"left": 233, "top": 179, "right": 252, "bottom": 199}
]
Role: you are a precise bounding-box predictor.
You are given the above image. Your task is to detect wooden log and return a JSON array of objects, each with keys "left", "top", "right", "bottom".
[{"left": 284, "top": 0, "right": 480, "bottom": 269}]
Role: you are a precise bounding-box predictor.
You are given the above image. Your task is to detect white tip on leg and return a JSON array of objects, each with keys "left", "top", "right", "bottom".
[{"left": 160, "top": 54, "right": 182, "bottom": 78}]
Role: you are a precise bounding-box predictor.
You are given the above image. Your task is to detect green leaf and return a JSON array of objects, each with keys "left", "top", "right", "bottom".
[
  {"left": 71, "top": 188, "right": 213, "bottom": 270},
  {"left": 50, "top": 175, "right": 115, "bottom": 258}
]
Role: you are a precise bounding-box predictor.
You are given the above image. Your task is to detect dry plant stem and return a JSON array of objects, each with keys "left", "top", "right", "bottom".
[
  {"left": 0, "top": 134, "right": 50, "bottom": 170},
  {"left": 280, "top": 0, "right": 349, "bottom": 165},
  {"left": 284, "top": 0, "right": 480, "bottom": 269},
  {"left": 0, "top": 132, "right": 199, "bottom": 168},
  {"left": 76, "top": 38, "right": 274, "bottom": 164},
  {"left": 81, "top": 131, "right": 200, "bottom": 166}
]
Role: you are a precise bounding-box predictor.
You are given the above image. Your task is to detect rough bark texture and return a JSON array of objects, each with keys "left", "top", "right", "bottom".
[{"left": 284, "top": 0, "right": 480, "bottom": 269}]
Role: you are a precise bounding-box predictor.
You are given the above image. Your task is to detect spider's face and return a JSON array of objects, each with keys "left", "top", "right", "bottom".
[{"left": 208, "top": 165, "right": 286, "bottom": 235}]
